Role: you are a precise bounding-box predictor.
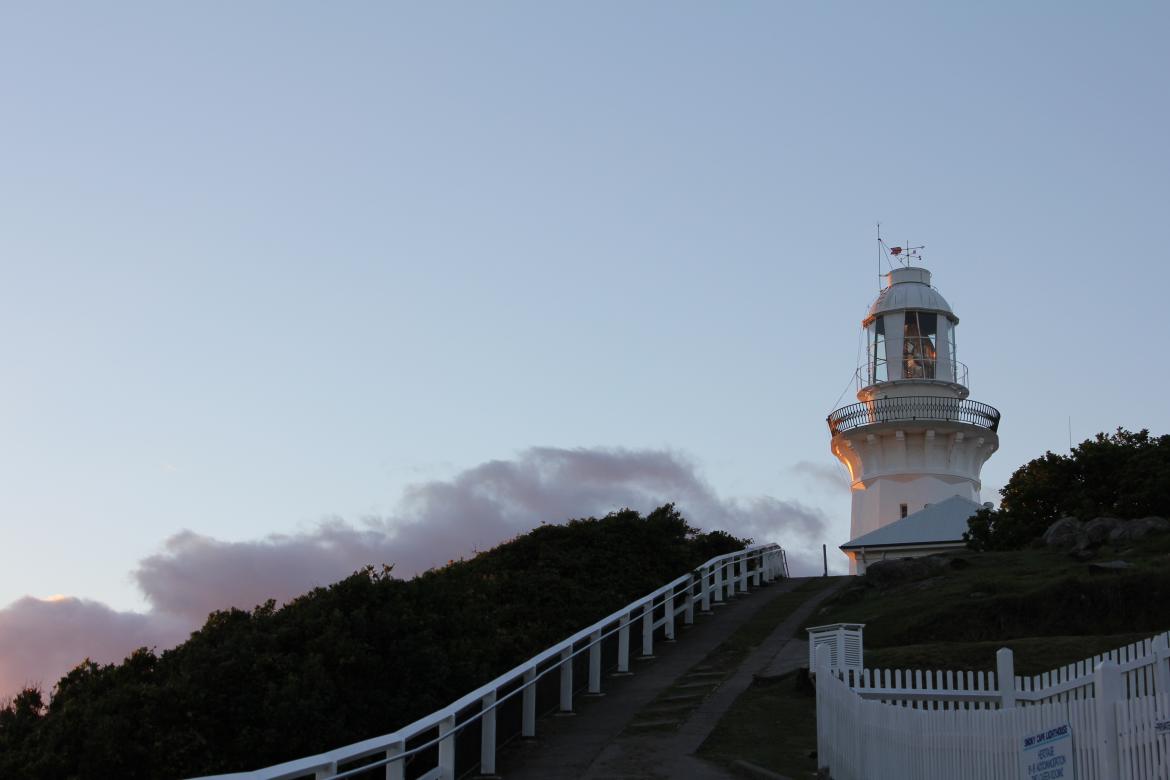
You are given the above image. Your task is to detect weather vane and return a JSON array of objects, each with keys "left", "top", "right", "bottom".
[{"left": 887, "top": 242, "right": 924, "bottom": 267}]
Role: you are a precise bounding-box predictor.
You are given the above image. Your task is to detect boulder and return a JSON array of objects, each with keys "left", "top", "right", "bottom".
[
  {"left": 1082, "top": 517, "right": 1122, "bottom": 547},
  {"left": 1043, "top": 517, "right": 1085, "bottom": 549},
  {"left": 1108, "top": 516, "right": 1170, "bottom": 544}
]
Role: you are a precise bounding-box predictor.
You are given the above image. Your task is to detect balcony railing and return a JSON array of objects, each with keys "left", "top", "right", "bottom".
[{"left": 827, "top": 396, "right": 1001, "bottom": 436}]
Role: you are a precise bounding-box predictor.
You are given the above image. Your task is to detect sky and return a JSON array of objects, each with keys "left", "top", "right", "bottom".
[{"left": 1, "top": 1, "right": 1167, "bottom": 697}]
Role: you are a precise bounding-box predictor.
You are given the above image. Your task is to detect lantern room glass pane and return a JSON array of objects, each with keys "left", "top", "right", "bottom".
[
  {"left": 903, "top": 311, "right": 937, "bottom": 379},
  {"left": 947, "top": 323, "right": 957, "bottom": 381},
  {"left": 870, "top": 317, "right": 887, "bottom": 383}
]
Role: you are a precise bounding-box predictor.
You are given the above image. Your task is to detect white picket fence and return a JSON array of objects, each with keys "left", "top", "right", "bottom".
[
  {"left": 194, "top": 543, "right": 789, "bottom": 780},
  {"left": 815, "top": 632, "right": 1170, "bottom": 779}
]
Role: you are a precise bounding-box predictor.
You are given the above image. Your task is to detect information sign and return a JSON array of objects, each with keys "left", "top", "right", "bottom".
[{"left": 1019, "top": 722, "right": 1073, "bottom": 780}]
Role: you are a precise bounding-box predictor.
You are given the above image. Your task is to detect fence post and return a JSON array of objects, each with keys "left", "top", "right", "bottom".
[
  {"left": 752, "top": 552, "right": 762, "bottom": 586},
  {"left": 1154, "top": 633, "right": 1170, "bottom": 696},
  {"left": 996, "top": 647, "right": 1016, "bottom": 708},
  {"left": 737, "top": 555, "right": 747, "bottom": 593},
  {"left": 438, "top": 713, "right": 456, "bottom": 779},
  {"left": 385, "top": 740, "right": 405, "bottom": 780},
  {"left": 1095, "top": 660, "right": 1122, "bottom": 779},
  {"left": 815, "top": 644, "right": 833, "bottom": 777},
  {"left": 713, "top": 563, "right": 724, "bottom": 603},
  {"left": 641, "top": 601, "right": 654, "bottom": 657},
  {"left": 315, "top": 762, "right": 338, "bottom": 780},
  {"left": 588, "top": 630, "right": 602, "bottom": 694},
  {"left": 522, "top": 668, "right": 537, "bottom": 737},
  {"left": 559, "top": 646, "right": 573, "bottom": 713},
  {"left": 480, "top": 691, "right": 497, "bottom": 776}
]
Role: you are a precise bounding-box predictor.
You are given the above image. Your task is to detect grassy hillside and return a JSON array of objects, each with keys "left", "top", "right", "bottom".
[
  {"left": 813, "top": 534, "right": 1170, "bottom": 673},
  {"left": 701, "top": 536, "right": 1170, "bottom": 779}
]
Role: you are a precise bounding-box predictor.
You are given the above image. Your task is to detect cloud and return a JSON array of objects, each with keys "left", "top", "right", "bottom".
[
  {"left": 3, "top": 447, "right": 828, "bottom": 699},
  {"left": 0, "top": 597, "right": 187, "bottom": 698},
  {"left": 790, "top": 460, "right": 851, "bottom": 492}
]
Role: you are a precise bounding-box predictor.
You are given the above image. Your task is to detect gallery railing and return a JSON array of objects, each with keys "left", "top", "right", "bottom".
[{"left": 827, "top": 396, "right": 1001, "bottom": 436}]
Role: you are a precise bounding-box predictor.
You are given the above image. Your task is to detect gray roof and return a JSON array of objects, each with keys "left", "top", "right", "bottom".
[
  {"left": 866, "top": 266, "right": 956, "bottom": 322},
  {"left": 841, "top": 495, "right": 982, "bottom": 550}
]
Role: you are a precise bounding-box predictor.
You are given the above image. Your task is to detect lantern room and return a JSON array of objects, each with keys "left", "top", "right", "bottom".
[{"left": 860, "top": 267, "right": 966, "bottom": 399}]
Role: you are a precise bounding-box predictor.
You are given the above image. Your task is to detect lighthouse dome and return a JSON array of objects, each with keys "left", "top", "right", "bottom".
[{"left": 865, "top": 267, "right": 956, "bottom": 324}]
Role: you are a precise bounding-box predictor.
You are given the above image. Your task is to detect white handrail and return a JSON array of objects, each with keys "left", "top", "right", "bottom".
[{"left": 192, "top": 542, "right": 789, "bottom": 780}]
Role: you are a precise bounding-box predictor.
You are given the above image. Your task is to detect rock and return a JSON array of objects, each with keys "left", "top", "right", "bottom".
[
  {"left": 1083, "top": 517, "right": 1122, "bottom": 547},
  {"left": 1089, "top": 560, "right": 1133, "bottom": 573},
  {"left": 1109, "top": 517, "right": 1170, "bottom": 544},
  {"left": 1043, "top": 517, "right": 1085, "bottom": 549}
]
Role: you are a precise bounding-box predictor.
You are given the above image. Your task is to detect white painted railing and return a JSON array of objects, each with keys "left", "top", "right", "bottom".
[
  {"left": 193, "top": 543, "right": 789, "bottom": 780},
  {"left": 816, "top": 632, "right": 1170, "bottom": 779}
]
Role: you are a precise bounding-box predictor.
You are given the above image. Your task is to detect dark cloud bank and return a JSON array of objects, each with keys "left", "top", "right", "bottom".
[{"left": 1, "top": 447, "right": 827, "bottom": 698}]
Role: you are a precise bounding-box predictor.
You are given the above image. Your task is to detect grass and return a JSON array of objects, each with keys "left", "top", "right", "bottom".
[
  {"left": 697, "top": 671, "right": 818, "bottom": 779},
  {"left": 623, "top": 577, "right": 839, "bottom": 736},
  {"left": 696, "top": 537, "right": 1170, "bottom": 778}
]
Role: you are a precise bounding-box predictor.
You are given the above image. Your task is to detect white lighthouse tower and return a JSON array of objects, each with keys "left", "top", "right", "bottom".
[{"left": 828, "top": 252, "right": 1001, "bottom": 573}]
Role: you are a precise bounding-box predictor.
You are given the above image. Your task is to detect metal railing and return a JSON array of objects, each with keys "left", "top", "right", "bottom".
[
  {"left": 827, "top": 396, "right": 1001, "bottom": 436},
  {"left": 192, "top": 543, "right": 789, "bottom": 780}
]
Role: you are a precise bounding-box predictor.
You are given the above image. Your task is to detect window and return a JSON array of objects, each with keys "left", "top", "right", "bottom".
[
  {"left": 947, "top": 324, "right": 957, "bottom": 380},
  {"left": 870, "top": 317, "right": 888, "bottom": 383},
  {"left": 900, "top": 503, "right": 908, "bottom": 519},
  {"left": 902, "top": 311, "right": 938, "bottom": 379}
]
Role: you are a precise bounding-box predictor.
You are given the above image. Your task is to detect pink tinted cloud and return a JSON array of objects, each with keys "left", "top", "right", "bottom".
[{"left": 3, "top": 447, "right": 827, "bottom": 700}]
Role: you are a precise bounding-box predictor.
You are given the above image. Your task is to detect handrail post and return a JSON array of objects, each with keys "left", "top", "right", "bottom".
[
  {"left": 315, "top": 762, "right": 338, "bottom": 780},
  {"left": 438, "top": 713, "right": 456, "bottom": 779},
  {"left": 752, "top": 551, "right": 762, "bottom": 586},
  {"left": 996, "top": 647, "right": 1016, "bottom": 708},
  {"left": 385, "top": 740, "right": 404, "bottom": 780},
  {"left": 559, "top": 646, "right": 573, "bottom": 713},
  {"left": 588, "top": 630, "right": 602, "bottom": 693},
  {"left": 665, "top": 592, "right": 675, "bottom": 640},
  {"left": 522, "top": 668, "right": 537, "bottom": 737},
  {"left": 738, "top": 554, "right": 747, "bottom": 594},
  {"left": 713, "top": 561, "right": 724, "bottom": 603},
  {"left": 684, "top": 574, "right": 695, "bottom": 624},
  {"left": 480, "top": 691, "right": 497, "bottom": 776},
  {"left": 700, "top": 566, "right": 712, "bottom": 611},
  {"left": 617, "top": 613, "right": 631, "bottom": 672},
  {"left": 641, "top": 601, "right": 654, "bottom": 657}
]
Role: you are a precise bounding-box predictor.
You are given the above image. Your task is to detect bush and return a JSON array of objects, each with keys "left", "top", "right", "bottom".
[{"left": 965, "top": 429, "right": 1170, "bottom": 551}]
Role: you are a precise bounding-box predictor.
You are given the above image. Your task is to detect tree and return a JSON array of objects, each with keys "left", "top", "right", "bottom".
[{"left": 965, "top": 428, "right": 1170, "bottom": 550}]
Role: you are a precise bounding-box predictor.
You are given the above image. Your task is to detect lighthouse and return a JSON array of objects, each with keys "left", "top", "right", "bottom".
[{"left": 828, "top": 254, "right": 1001, "bottom": 573}]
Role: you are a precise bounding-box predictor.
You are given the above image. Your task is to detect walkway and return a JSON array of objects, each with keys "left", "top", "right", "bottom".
[{"left": 495, "top": 576, "right": 844, "bottom": 780}]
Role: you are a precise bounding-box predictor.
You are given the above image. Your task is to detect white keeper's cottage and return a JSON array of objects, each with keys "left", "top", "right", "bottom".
[{"left": 827, "top": 258, "right": 1001, "bottom": 574}]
